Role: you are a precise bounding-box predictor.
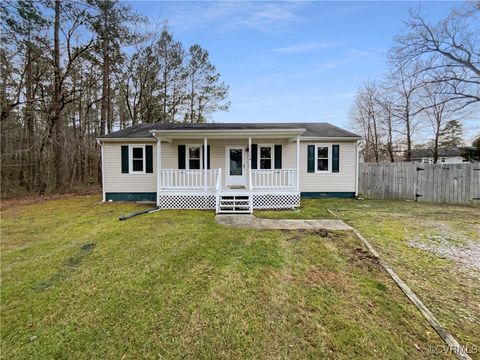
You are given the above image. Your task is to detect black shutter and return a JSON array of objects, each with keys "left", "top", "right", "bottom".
[
  {"left": 274, "top": 145, "right": 282, "bottom": 169},
  {"left": 121, "top": 145, "right": 129, "bottom": 173},
  {"left": 202, "top": 145, "right": 211, "bottom": 169},
  {"left": 332, "top": 145, "right": 340, "bottom": 173},
  {"left": 178, "top": 145, "right": 186, "bottom": 169},
  {"left": 145, "top": 145, "right": 153, "bottom": 173},
  {"left": 307, "top": 145, "right": 315, "bottom": 173},
  {"left": 251, "top": 144, "right": 257, "bottom": 169},
  {"left": 207, "top": 145, "right": 210, "bottom": 169}
]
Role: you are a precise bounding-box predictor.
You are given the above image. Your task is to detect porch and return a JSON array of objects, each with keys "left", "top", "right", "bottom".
[
  {"left": 151, "top": 129, "right": 303, "bottom": 213},
  {"left": 157, "top": 168, "right": 299, "bottom": 213}
]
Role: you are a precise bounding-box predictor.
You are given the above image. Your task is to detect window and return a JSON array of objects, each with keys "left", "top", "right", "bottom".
[
  {"left": 187, "top": 145, "right": 202, "bottom": 169},
  {"left": 229, "top": 148, "right": 243, "bottom": 175},
  {"left": 258, "top": 145, "right": 273, "bottom": 169},
  {"left": 130, "top": 146, "right": 145, "bottom": 173},
  {"left": 316, "top": 145, "right": 330, "bottom": 172}
]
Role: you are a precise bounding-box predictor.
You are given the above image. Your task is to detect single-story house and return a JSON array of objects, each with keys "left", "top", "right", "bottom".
[
  {"left": 97, "top": 123, "right": 361, "bottom": 213},
  {"left": 411, "top": 147, "right": 476, "bottom": 164}
]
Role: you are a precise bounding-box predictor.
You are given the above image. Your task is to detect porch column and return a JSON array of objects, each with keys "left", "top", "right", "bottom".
[
  {"left": 248, "top": 137, "right": 252, "bottom": 190},
  {"left": 156, "top": 136, "right": 161, "bottom": 206},
  {"left": 204, "top": 137, "right": 208, "bottom": 192},
  {"left": 296, "top": 136, "right": 300, "bottom": 191}
]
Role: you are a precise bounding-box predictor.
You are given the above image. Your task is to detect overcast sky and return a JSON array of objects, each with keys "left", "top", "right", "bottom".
[{"left": 129, "top": 1, "right": 478, "bottom": 141}]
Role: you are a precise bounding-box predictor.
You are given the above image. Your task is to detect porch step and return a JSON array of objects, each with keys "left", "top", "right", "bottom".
[{"left": 217, "top": 193, "right": 252, "bottom": 214}]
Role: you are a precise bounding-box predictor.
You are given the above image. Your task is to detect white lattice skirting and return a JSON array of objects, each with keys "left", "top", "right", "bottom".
[
  {"left": 252, "top": 193, "right": 300, "bottom": 210},
  {"left": 158, "top": 192, "right": 300, "bottom": 210},
  {"left": 158, "top": 194, "right": 216, "bottom": 209}
]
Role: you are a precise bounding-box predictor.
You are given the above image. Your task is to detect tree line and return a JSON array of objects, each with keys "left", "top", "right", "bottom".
[
  {"left": 349, "top": 2, "right": 480, "bottom": 163},
  {"left": 1, "top": 0, "right": 230, "bottom": 197}
]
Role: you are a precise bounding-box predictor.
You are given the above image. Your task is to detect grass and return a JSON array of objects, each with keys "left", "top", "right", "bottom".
[
  {"left": 260, "top": 198, "right": 480, "bottom": 356},
  {"left": 0, "top": 196, "right": 460, "bottom": 359}
]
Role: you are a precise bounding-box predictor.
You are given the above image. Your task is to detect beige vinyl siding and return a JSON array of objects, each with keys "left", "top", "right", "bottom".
[
  {"left": 103, "top": 138, "right": 357, "bottom": 193},
  {"left": 103, "top": 142, "right": 157, "bottom": 193},
  {"left": 299, "top": 141, "right": 357, "bottom": 192}
]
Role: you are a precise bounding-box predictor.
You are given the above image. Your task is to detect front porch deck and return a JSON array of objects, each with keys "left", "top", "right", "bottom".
[{"left": 157, "top": 168, "right": 300, "bottom": 213}]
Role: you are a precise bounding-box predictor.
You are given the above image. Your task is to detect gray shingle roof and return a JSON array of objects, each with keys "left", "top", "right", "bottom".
[
  {"left": 99, "top": 122, "right": 361, "bottom": 139},
  {"left": 411, "top": 147, "right": 472, "bottom": 158}
]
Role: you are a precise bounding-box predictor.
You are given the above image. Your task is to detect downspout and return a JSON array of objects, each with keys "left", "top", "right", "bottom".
[
  {"left": 152, "top": 132, "right": 161, "bottom": 207},
  {"left": 96, "top": 139, "right": 106, "bottom": 202},
  {"left": 355, "top": 140, "right": 359, "bottom": 198}
]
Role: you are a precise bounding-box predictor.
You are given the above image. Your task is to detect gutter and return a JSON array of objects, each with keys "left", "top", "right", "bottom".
[
  {"left": 95, "top": 137, "right": 155, "bottom": 142},
  {"left": 149, "top": 128, "right": 306, "bottom": 134},
  {"left": 149, "top": 128, "right": 306, "bottom": 139},
  {"left": 96, "top": 139, "right": 106, "bottom": 202},
  {"left": 299, "top": 136, "right": 362, "bottom": 141}
]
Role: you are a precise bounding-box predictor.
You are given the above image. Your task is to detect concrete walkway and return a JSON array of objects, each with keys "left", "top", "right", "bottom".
[{"left": 215, "top": 214, "right": 352, "bottom": 231}]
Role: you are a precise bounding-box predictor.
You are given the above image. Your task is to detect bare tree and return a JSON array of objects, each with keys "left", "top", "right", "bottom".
[
  {"left": 392, "top": 3, "right": 480, "bottom": 108},
  {"left": 386, "top": 62, "right": 423, "bottom": 161},
  {"left": 349, "top": 81, "right": 384, "bottom": 162},
  {"left": 46, "top": 0, "right": 96, "bottom": 190},
  {"left": 376, "top": 89, "right": 397, "bottom": 162},
  {"left": 418, "top": 81, "right": 465, "bottom": 163}
]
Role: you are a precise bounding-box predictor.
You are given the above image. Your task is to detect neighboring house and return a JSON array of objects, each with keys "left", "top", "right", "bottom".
[
  {"left": 411, "top": 147, "right": 476, "bottom": 164},
  {"left": 97, "top": 123, "right": 361, "bottom": 213}
]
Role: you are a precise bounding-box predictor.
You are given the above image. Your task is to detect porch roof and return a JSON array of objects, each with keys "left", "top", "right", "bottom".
[{"left": 99, "top": 122, "right": 361, "bottom": 141}]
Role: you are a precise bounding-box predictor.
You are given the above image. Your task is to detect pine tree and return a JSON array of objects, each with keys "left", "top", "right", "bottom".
[
  {"left": 185, "top": 44, "right": 229, "bottom": 123},
  {"left": 439, "top": 120, "right": 464, "bottom": 147}
]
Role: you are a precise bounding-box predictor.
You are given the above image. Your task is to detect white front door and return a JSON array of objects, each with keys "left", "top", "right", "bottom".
[{"left": 226, "top": 146, "right": 247, "bottom": 187}]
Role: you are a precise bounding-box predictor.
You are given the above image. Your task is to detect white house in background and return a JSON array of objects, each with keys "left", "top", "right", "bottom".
[
  {"left": 411, "top": 147, "right": 475, "bottom": 164},
  {"left": 97, "top": 123, "right": 361, "bottom": 214}
]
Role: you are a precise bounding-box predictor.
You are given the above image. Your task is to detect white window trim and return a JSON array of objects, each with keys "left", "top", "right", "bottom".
[
  {"left": 315, "top": 144, "right": 332, "bottom": 174},
  {"left": 129, "top": 144, "right": 146, "bottom": 174},
  {"left": 257, "top": 144, "right": 275, "bottom": 170},
  {"left": 186, "top": 144, "right": 203, "bottom": 170}
]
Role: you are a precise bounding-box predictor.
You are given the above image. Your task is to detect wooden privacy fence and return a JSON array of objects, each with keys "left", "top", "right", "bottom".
[{"left": 359, "top": 162, "right": 480, "bottom": 204}]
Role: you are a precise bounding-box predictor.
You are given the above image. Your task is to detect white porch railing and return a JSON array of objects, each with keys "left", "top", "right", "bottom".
[
  {"left": 159, "top": 168, "right": 297, "bottom": 191},
  {"left": 160, "top": 169, "right": 220, "bottom": 190},
  {"left": 251, "top": 169, "right": 297, "bottom": 189}
]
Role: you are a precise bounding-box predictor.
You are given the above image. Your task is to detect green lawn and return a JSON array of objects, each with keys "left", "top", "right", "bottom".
[
  {"left": 0, "top": 196, "right": 461, "bottom": 359},
  {"left": 261, "top": 199, "right": 480, "bottom": 356}
]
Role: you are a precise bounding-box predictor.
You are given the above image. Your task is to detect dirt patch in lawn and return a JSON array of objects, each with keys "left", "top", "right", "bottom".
[{"left": 345, "top": 246, "right": 380, "bottom": 272}]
